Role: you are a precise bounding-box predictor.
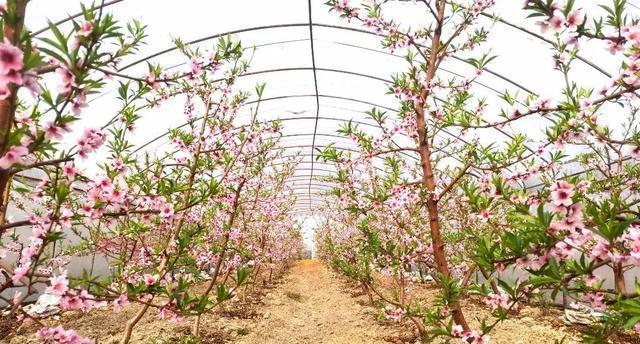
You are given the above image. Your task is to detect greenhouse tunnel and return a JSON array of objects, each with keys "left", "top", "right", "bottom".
[{"left": 1, "top": 0, "right": 640, "bottom": 343}]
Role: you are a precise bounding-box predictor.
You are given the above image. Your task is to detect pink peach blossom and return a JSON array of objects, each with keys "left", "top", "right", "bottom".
[
  {"left": 0, "top": 39, "right": 23, "bottom": 75},
  {"left": 0, "top": 145, "right": 28, "bottom": 169},
  {"left": 45, "top": 272, "right": 69, "bottom": 295},
  {"left": 11, "top": 265, "right": 28, "bottom": 284}
]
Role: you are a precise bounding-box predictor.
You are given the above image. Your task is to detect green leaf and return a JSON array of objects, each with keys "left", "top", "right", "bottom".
[
  {"left": 216, "top": 284, "right": 232, "bottom": 303},
  {"left": 236, "top": 267, "right": 252, "bottom": 286}
]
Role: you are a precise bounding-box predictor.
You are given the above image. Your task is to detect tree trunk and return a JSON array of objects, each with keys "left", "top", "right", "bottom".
[
  {"left": 479, "top": 266, "right": 500, "bottom": 294},
  {"left": 613, "top": 263, "right": 627, "bottom": 296},
  {"left": 120, "top": 301, "right": 151, "bottom": 344},
  {"left": 412, "top": 0, "right": 470, "bottom": 332},
  {"left": 416, "top": 108, "right": 470, "bottom": 331},
  {"left": 0, "top": 0, "right": 28, "bottom": 226}
]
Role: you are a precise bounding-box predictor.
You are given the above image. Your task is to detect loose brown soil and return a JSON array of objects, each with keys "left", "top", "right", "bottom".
[
  {"left": 1, "top": 266, "right": 290, "bottom": 344},
  {"left": 235, "top": 259, "right": 395, "bottom": 344},
  {"left": 3, "top": 260, "right": 639, "bottom": 343}
]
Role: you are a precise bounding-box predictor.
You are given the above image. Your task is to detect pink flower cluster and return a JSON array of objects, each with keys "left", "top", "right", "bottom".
[
  {"left": 383, "top": 305, "right": 405, "bottom": 321},
  {"left": 80, "top": 176, "right": 123, "bottom": 218},
  {"left": 550, "top": 180, "right": 574, "bottom": 209},
  {"left": 77, "top": 128, "right": 107, "bottom": 158},
  {"left": 0, "top": 145, "right": 28, "bottom": 169},
  {"left": 451, "top": 325, "right": 489, "bottom": 344},
  {"left": 0, "top": 39, "right": 24, "bottom": 99},
  {"left": 56, "top": 65, "right": 76, "bottom": 95},
  {"left": 483, "top": 292, "right": 511, "bottom": 311},
  {"left": 45, "top": 271, "right": 69, "bottom": 295},
  {"left": 584, "top": 292, "right": 606, "bottom": 311},
  {"left": 60, "top": 289, "right": 106, "bottom": 313},
  {"left": 112, "top": 294, "right": 130, "bottom": 313},
  {"left": 71, "top": 21, "right": 93, "bottom": 49},
  {"left": 537, "top": 8, "right": 584, "bottom": 33},
  {"left": 37, "top": 326, "right": 94, "bottom": 344}
]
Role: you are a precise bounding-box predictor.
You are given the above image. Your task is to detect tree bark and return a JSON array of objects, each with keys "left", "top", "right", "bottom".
[
  {"left": 416, "top": 108, "right": 470, "bottom": 330},
  {"left": 613, "top": 263, "right": 627, "bottom": 296},
  {"left": 413, "top": 0, "right": 470, "bottom": 331}
]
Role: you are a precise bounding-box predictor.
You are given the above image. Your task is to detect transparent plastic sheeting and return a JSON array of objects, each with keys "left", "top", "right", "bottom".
[{"left": 26, "top": 0, "right": 640, "bottom": 213}]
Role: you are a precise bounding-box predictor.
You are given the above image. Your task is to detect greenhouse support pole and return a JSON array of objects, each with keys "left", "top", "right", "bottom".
[{"left": 0, "top": 0, "right": 27, "bottom": 226}]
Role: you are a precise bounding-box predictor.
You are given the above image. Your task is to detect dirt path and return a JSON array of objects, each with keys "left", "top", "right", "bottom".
[{"left": 235, "top": 259, "right": 392, "bottom": 344}]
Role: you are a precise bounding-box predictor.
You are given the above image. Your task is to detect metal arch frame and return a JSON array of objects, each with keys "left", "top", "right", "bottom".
[
  {"left": 131, "top": 66, "right": 542, "bottom": 171},
  {"left": 132, "top": 102, "right": 474, "bottom": 198},
  {"left": 229, "top": 72, "right": 556, "bottom": 183},
  {"left": 287, "top": 184, "right": 336, "bottom": 190},
  {"left": 258, "top": 144, "right": 416, "bottom": 163},
  {"left": 290, "top": 200, "right": 329, "bottom": 208},
  {"left": 261, "top": 153, "right": 391, "bottom": 174},
  {"left": 131, "top": 93, "right": 430, "bottom": 174},
  {"left": 274, "top": 133, "right": 417, "bottom": 158},
  {"left": 291, "top": 192, "right": 331, "bottom": 197},
  {"left": 102, "top": 28, "right": 551, "bottom": 180},
  {"left": 290, "top": 198, "right": 328, "bottom": 204},
  {"left": 107, "top": 18, "right": 625, "bottom": 188},
  {"left": 42, "top": 3, "right": 623, "bottom": 187},
  {"left": 291, "top": 193, "right": 329, "bottom": 198},
  {"left": 288, "top": 180, "right": 335, "bottom": 186},
  {"left": 133, "top": 94, "right": 468, "bottom": 172},
  {"left": 286, "top": 182, "right": 336, "bottom": 187},
  {"left": 111, "top": 25, "right": 554, "bottom": 170},
  {"left": 35, "top": 3, "right": 620, "bottom": 106},
  {"left": 290, "top": 206, "right": 326, "bottom": 211},
  {"left": 291, "top": 189, "right": 331, "bottom": 194},
  {"left": 265, "top": 155, "right": 412, "bottom": 194},
  {"left": 111, "top": 22, "right": 544, "bottom": 94},
  {"left": 132, "top": 91, "right": 408, "bottom": 155},
  {"left": 34, "top": 4, "right": 614, "bottom": 85},
  {"left": 271, "top": 144, "right": 365, "bottom": 155},
  {"left": 275, "top": 133, "right": 420, "bottom": 161},
  {"left": 288, "top": 178, "right": 334, "bottom": 184},
  {"left": 33, "top": 2, "right": 626, "bottom": 213},
  {"left": 286, "top": 167, "right": 337, "bottom": 175},
  {"left": 286, "top": 180, "right": 336, "bottom": 186},
  {"left": 291, "top": 194, "right": 330, "bottom": 198},
  {"left": 291, "top": 195, "right": 327, "bottom": 199},
  {"left": 288, "top": 183, "right": 334, "bottom": 189},
  {"left": 290, "top": 202, "right": 327, "bottom": 206},
  {"left": 306, "top": 0, "right": 321, "bottom": 211},
  {"left": 291, "top": 198, "right": 327, "bottom": 202},
  {"left": 293, "top": 198, "right": 326, "bottom": 209},
  {"left": 205, "top": 67, "right": 546, "bottom": 163}
]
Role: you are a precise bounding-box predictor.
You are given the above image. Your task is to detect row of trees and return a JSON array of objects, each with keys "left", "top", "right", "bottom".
[
  {"left": 317, "top": 0, "right": 640, "bottom": 343},
  {"left": 0, "top": 2, "right": 303, "bottom": 343}
]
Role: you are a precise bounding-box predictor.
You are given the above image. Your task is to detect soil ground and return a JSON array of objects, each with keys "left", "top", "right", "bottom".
[
  {"left": 1, "top": 260, "right": 397, "bottom": 344},
  {"left": 235, "top": 259, "right": 393, "bottom": 344},
  {"left": 3, "top": 260, "right": 639, "bottom": 343}
]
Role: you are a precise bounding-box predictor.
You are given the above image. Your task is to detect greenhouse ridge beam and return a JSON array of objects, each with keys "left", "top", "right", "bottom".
[{"left": 307, "top": 0, "right": 321, "bottom": 212}]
